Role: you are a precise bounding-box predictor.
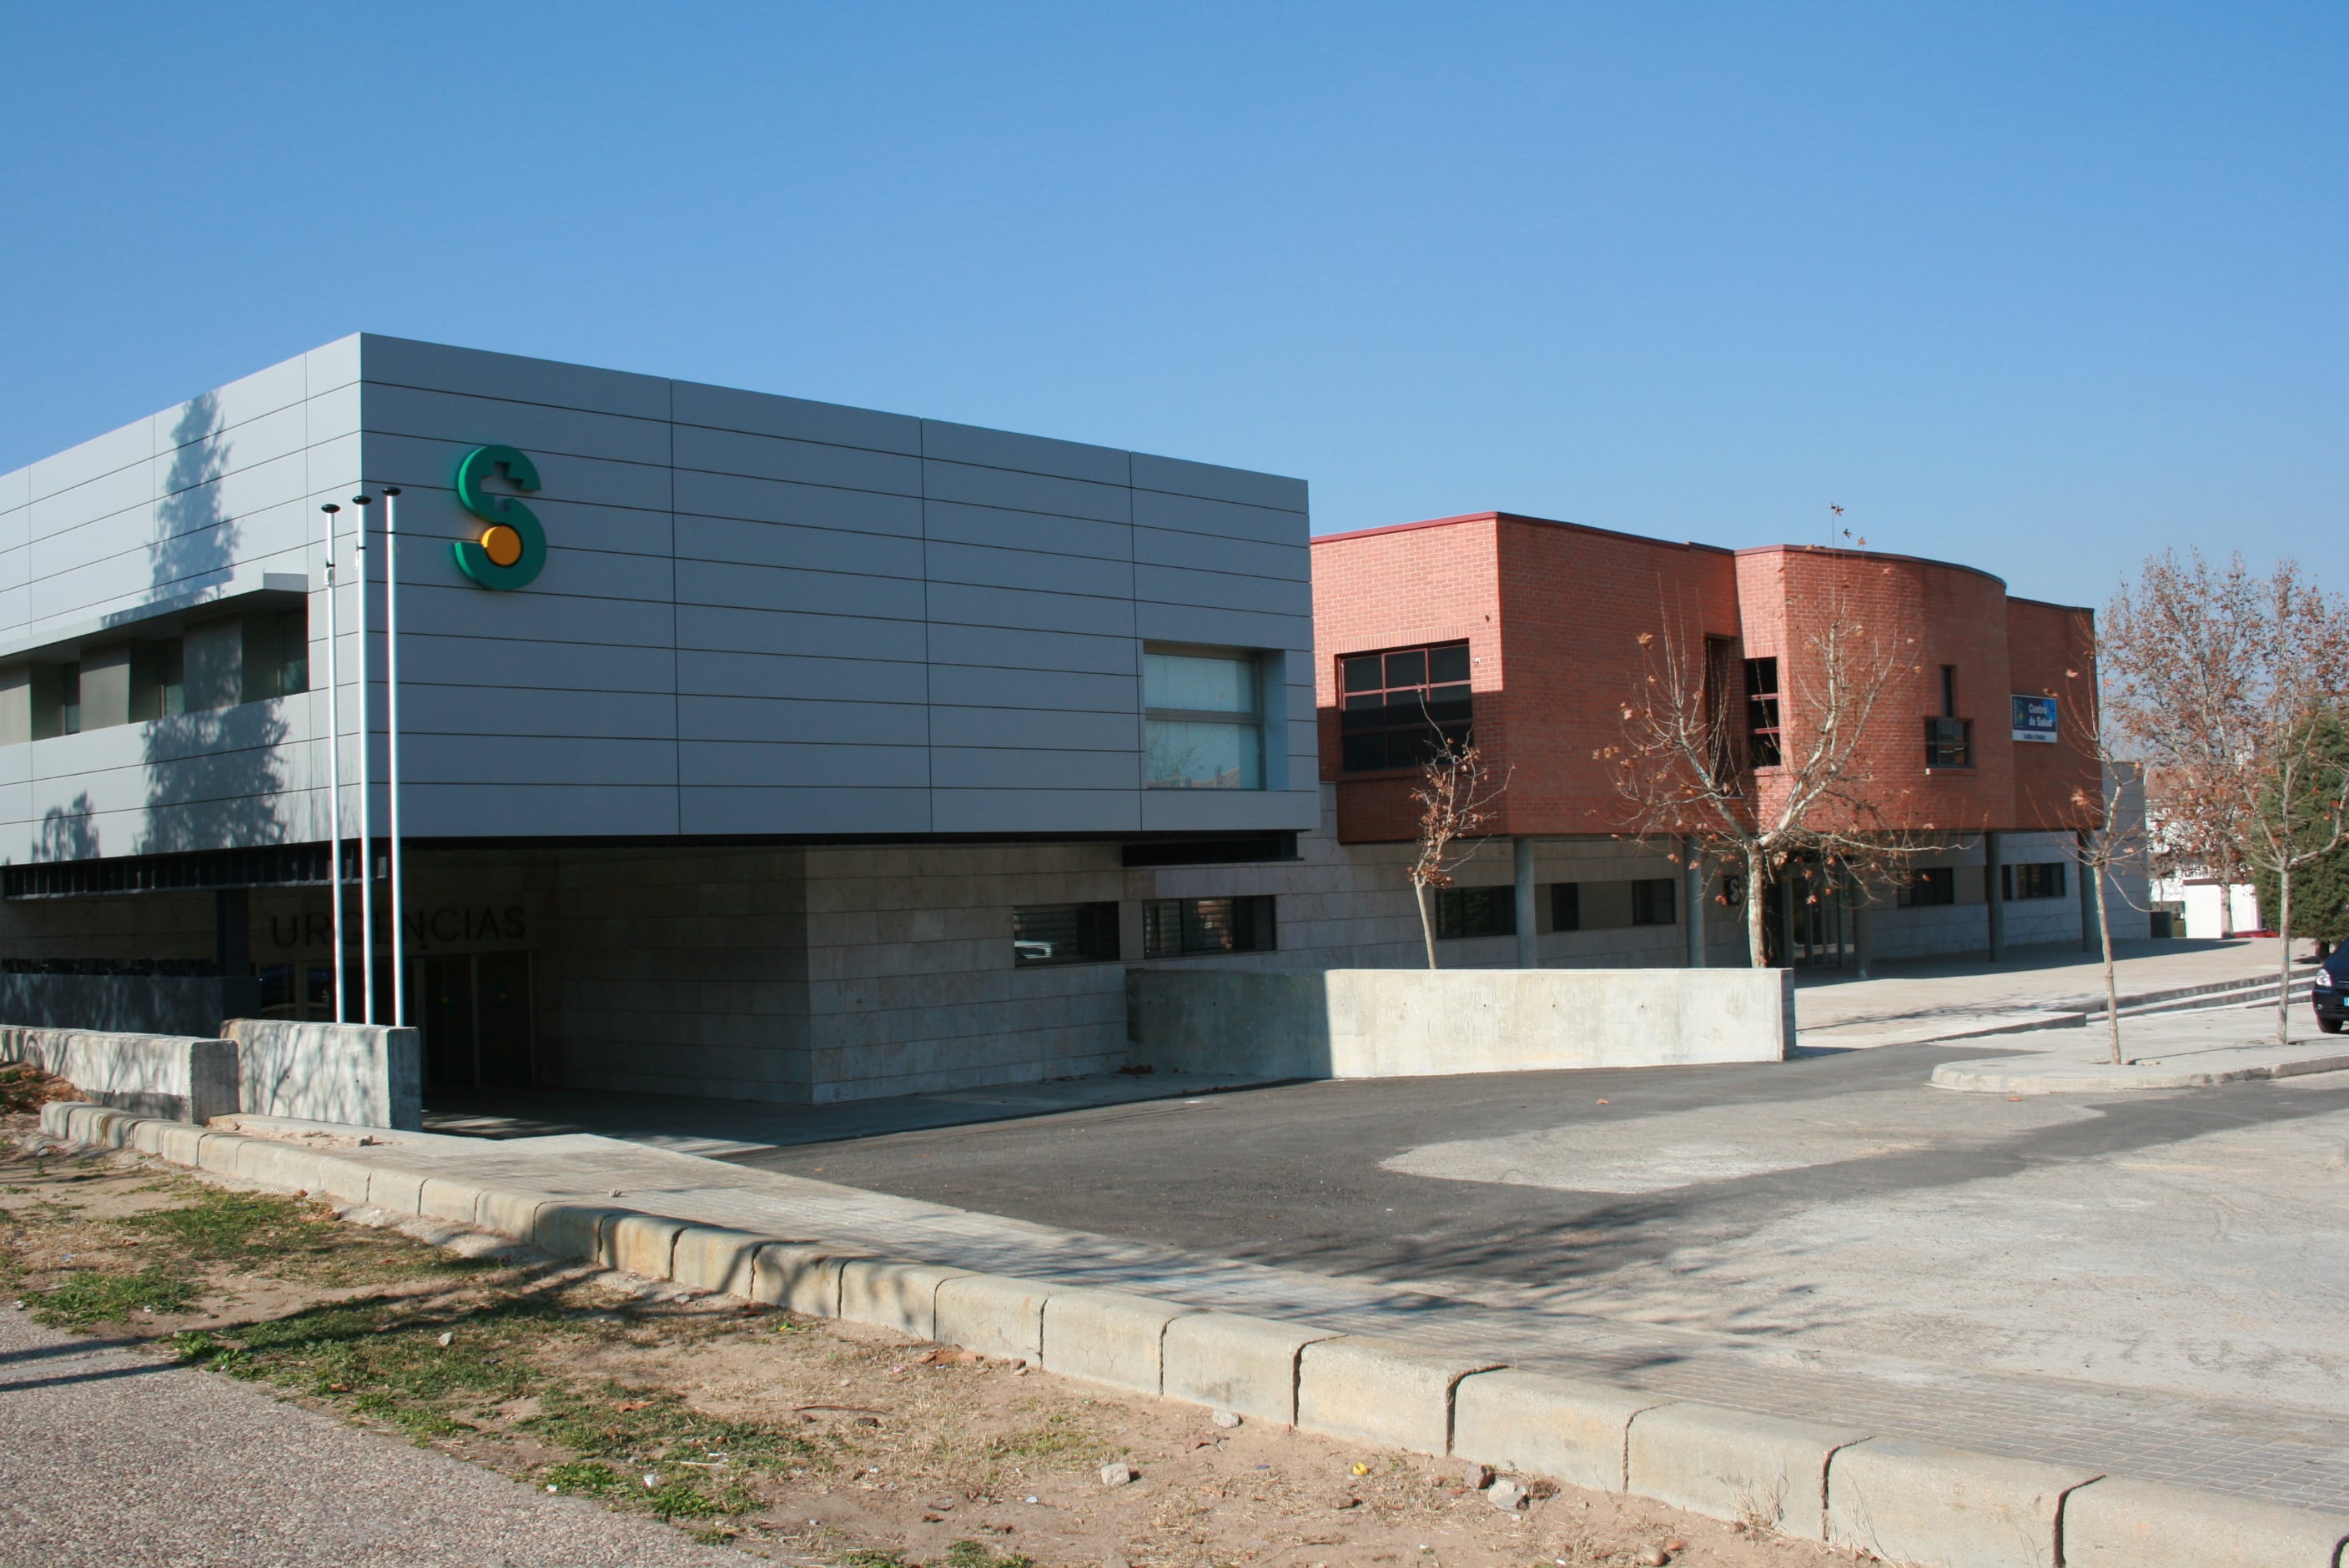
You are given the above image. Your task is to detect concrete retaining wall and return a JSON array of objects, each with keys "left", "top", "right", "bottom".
[
  {"left": 4, "top": 1018, "right": 420, "bottom": 1128},
  {"left": 2, "top": 1025, "right": 237, "bottom": 1121},
  {"left": 1127, "top": 967, "right": 1793, "bottom": 1078},
  {"left": 222, "top": 1018, "right": 421, "bottom": 1131},
  {"left": 0, "top": 972, "right": 232, "bottom": 1038}
]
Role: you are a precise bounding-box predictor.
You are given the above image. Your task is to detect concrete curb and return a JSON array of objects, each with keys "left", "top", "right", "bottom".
[
  {"left": 1931, "top": 1050, "right": 2349, "bottom": 1093},
  {"left": 44, "top": 1102, "right": 2349, "bottom": 1568}
]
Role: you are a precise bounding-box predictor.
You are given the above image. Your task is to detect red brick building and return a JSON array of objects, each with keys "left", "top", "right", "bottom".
[{"left": 1305, "top": 511, "right": 2108, "bottom": 967}]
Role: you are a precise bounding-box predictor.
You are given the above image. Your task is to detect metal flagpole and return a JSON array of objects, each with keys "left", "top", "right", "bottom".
[
  {"left": 320, "top": 504, "right": 345, "bottom": 1023},
  {"left": 351, "top": 491, "right": 376, "bottom": 1025},
  {"left": 383, "top": 486, "right": 407, "bottom": 1028}
]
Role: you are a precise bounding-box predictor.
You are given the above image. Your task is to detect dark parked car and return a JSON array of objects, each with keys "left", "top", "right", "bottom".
[{"left": 2311, "top": 950, "right": 2349, "bottom": 1033}]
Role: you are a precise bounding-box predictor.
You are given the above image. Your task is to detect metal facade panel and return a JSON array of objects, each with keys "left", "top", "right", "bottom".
[
  {"left": 671, "top": 379, "right": 922, "bottom": 454},
  {"left": 2, "top": 334, "right": 1317, "bottom": 852},
  {"left": 1130, "top": 451, "right": 1308, "bottom": 514}
]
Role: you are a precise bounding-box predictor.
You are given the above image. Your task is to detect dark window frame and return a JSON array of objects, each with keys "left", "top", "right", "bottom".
[
  {"left": 1340, "top": 642, "right": 1472, "bottom": 774},
  {"left": 1435, "top": 885, "right": 1516, "bottom": 940},
  {"left": 2002, "top": 862, "right": 2068, "bottom": 901},
  {"left": 1142, "top": 895, "right": 1277, "bottom": 959},
  {"left": 1630, "top": 877, "right": 1678, "bottom": 927},
  {"left": 1899, "top": 867, "right": 1957, "bottom": 907},
  {"left": 1743, "top": 657, "right": 1782, "bottom": 769},
  {"left": 1012, "top": 902, "right": 1121, "bottom": 967},
  {"left": 1925, "top": 716, "right": 1974, "bottom": 768},
  {"left": 1550, "top": 882, "right": 1581, "bottom": 932}
]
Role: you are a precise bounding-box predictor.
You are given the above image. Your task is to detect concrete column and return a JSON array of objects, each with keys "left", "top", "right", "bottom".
[
  {"left": 2078, "top": 830, "right": 2097, "bottom": 952},
  {"left": 1683, "top": 838, "right": 1705, "bottom": 968},
  {"left": 1984, "top": 830, "right": 2006, "bottom": 960},
  {"left": 1513, "top": 837, "right": 1539, "bottom": 968},
  {"left": 1854, "top": 898, "right": 1873, "bottom": 978}
]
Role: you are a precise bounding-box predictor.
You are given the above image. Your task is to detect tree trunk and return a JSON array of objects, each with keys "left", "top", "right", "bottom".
[
  {"left": 1415, "top": 881, "right": 1438, "bottom": 970},
  {"left": 2093, "top": 844, "right": 2121, "bottom": 1065},
  {"left": 2276, "top": 859, "right": 2295, "bottom": 1046},
  {"left": 1746, "top": 848, "right": 1771, "bottom": 968}
]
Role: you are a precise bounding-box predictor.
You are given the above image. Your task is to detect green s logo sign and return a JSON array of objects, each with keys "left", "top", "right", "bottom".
[{"left": 451, "top": 445, "right": 546, "bottom": 590}]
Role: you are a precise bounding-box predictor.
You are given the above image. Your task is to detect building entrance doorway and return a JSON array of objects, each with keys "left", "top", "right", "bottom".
[
  {"left": 417, "top": 952, "right": 535, "bottom": 1090},
  {"left": 1764, "top": 862, "right": 1855, "bottom": 970}
]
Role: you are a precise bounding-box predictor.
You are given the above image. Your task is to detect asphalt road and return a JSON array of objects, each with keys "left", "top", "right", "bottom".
[
  {"left": 0, "top": 1304, "right": 746, "bottom": 1568},
  {"left": 729, "top": 1040, "right": 2349, "bottom": 1415}
]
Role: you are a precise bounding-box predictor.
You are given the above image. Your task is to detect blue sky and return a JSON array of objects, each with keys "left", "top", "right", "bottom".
[{"left": 3, "top": 3, "right": 2340, "bottom": 612}]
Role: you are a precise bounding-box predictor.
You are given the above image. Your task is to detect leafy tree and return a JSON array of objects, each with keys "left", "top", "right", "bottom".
[
  {"left": 2249, "top": 709, "right": 2349, "bottom": 952},
  {"left": 2105, "top": 552, "right": 2349, "bottom": 1043}
]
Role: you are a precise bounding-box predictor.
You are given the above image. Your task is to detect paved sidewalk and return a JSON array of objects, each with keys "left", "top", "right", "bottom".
[
  {"left": 0, "top": 1293, "right": 746, "bottom": 1567},
  {"left": 1796, "top": 936, "right": 2305, "bottom": 1048},
  {"left": 1933, "top": 1008, "right": 2349, "bottom": 1092},
  {"left": 426, "top": 1072, "right": 1283, "bottom": 1158},
  {"left": 226, "top": 1117, "right": 2349, "bottom": 1514}
]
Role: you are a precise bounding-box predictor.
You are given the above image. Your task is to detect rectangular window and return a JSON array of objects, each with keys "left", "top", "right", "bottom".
[
  {"left": 1143, "top": 895, "right": 1276, "bottom": 959},
  {"left": 1925, "top": 716, "right": 1973, "bottom": 767},
  {"left": 276, "top": 610, "right": 309, "bottom": 697},
  {"left": 1940, "top": 665, "right": 1959, "bottom": 719},
  {"left": 1550, "top": 882, "right": 1581, "bottom": 932},
  {"left": 1436, "top": 886, "right": 1516, "bottom": 940},
  {"left": 2002, "top": 863, "right": 2067, "bottom": 901},
  {"left": 1704, "top": 636, "right": 1738, "bottom": 776},
  {"left": 59, "top": 664, "right": 82, "bottom": 736},
  {"left": 1630, "top": 877, "right": 1678, "bottom": 927},
  {"left": 1144, "top": 646, "right": 1262, "bottom": 790},
  {"left": 156, "top": 639, "right": 186, "bottom": 717},
  {"left": 1012, "top": 902, "right": 1121, "bottom": 966},
  {"left": 1899, "top": 867, "right": 1957, "bottom": 907},
  {"left": 1340, "top": 642, "right": 1471, "bottom": 772},
  {"left": 1744, "top": 657, "right": 1782, "bottom": 768}
]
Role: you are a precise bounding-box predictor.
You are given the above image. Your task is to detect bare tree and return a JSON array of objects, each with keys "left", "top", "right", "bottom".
[
  {"left": 2027, "top": 655, "right": 2148, "bottom": 1064},
  {"left": 1607, "top": 563, "right": 1921, "bottom": 967},
  {"left": 1406, "top": 736, "right": 1509, "bottom": 969},
  {"left": 2104, "top": 550, "right": 2349, "bottom": 1043}
]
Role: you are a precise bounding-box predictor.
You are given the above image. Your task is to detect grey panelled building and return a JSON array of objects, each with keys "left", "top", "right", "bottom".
[{"left": 1, "top": 336, "right": 1316, "bottom": 1103}]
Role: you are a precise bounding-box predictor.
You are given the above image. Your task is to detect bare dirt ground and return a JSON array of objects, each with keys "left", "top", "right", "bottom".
[{"left": 2, "top": 1102, "right": 1850, "bottom": 1568}]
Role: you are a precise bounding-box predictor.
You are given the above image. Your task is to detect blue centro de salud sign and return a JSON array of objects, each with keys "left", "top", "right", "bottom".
[{"left": 2011, "top": 694, "right": 2059, "bottom": 744}]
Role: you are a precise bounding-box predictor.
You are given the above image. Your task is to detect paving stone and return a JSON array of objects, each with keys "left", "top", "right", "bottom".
[
  {"left": 838, "top": 1259, "right": 970, "bottom": 1339},
  {"left": 934, "top": 1273, "right": 1045, "bottom": 1361},
  {"left": 1626, "top": 1401, "right": 1867, "bottom": 1541},
  {"left": 1295, "top": 1337, "right": 1501, "bottom": 1458},
  {"left": 1161, "top": 1311, "right": 1333, "bottom": 1425},
  {"left": 669, "top": 1226, "right": 770, "bottom": 1297},
  {"left": 2060, "top": 1475, "right": 2349, "bottom": 1568},
  {"left": 1042, "top": 1288, "right": 1195, "bottom": 1396},
  {"left": 1452, "top": 1369, "right": 1667, "bottom": 1496},
  {"left": 752, "top": 1243, "right": 845, "bottom": 1315},
  {"left": 1826, "top": 1438, "right": 2099, "bottom": 1568}
]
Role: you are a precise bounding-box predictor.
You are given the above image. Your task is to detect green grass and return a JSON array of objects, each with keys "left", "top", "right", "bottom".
[
  {"left": 120, "top": 1186, "right": 485, "bottom": 1285},
  {"left": 175, "top": 1291, "right": 817, "bottom": 1520},
  {"left": 983, "top": 1412, "right": 1101, "bottom": 1464},
  {"left": 545, "top": 1460, "right": 631, "bottom": 1495},
  {"left": 943, "top": 1540, "right": 1038, "bottom": 1568},
  {"left": 35, "top": 1266, "right": 198, "bottom": 1327},
  {"left": 520, "top": 1380, "right": 822, "bottom": 1475}
]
